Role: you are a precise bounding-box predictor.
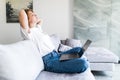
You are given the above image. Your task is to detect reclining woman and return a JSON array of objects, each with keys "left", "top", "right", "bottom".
[{"left": 19, "top": 9, "right": 89, "bottom": 73}]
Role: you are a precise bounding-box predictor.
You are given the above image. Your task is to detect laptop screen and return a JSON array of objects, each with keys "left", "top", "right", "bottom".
[{"left": 82, "top": 39, "right": 92, "bottom": 52}]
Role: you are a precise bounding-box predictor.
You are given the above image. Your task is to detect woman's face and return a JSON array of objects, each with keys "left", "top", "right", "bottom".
[{"left": 27, "top": 11, "right": 38, "bottom": 24}]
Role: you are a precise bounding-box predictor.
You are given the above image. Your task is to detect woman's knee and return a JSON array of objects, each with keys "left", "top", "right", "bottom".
[{"left": 77, "top": 59, "right": 89, "bottom": 72}]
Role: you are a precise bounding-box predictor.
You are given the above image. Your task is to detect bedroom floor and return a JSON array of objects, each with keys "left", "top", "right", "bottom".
[{"left": 92, "top": 64, "right": 120, "bottom": 80}]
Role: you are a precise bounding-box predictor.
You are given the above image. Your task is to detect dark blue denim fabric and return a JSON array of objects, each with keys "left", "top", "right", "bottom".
[
  {"left": 59, "top": 47, "right": 84, "bottom": 57},
  {"left": 42, "top": 47, "right": 89, "bottom": 73}
]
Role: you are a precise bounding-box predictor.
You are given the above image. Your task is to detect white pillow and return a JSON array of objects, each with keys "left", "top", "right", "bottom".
[
  {"left": 0, "top": 40, "right": 44, "bottom": 80},
  {"left": 58, "top": 44, "right": 72, "bottom": 52},
  {"left": 65, "top": 38, "right": 82, "bottom": 47}
]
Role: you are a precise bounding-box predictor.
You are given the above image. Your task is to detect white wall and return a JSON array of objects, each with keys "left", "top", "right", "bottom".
[
  {"left": 0, "top": 0, "right": 22, "bottom": 44},
  {"left": 0, "top": 0, "right": 73, "bottom": 44}
]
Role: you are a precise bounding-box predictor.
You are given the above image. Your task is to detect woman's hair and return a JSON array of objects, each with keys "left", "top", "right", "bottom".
[{"left": 24, "top": 9, "right": 33, "bottom": 15}]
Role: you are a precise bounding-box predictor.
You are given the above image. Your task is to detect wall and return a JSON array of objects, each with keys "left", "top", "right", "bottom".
[
  {"left": 73, "top": 0, "right": 111, "bottom": 48},
  {"left": 0, "top": 0, "right": 72, "bottom": 44},
  {"left": 0, "top": 0, "right": 22, "bottom": 44},
  {"left": 73, "top": 0, "right": 120, "bottom": 57}
]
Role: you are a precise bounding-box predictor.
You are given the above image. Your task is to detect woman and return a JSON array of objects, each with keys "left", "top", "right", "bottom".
[{"left": 19, "top": 9, "right": 89, "bottom": 73}]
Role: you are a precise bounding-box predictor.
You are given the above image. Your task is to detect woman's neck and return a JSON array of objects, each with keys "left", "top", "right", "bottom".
[{"left": 29, "top": 23, "right": 36, "bottom": 28}]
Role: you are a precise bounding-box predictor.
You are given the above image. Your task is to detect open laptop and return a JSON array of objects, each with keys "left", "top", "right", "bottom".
[{"left": 59, "top": 39, "right": 92, "bottom": 61}]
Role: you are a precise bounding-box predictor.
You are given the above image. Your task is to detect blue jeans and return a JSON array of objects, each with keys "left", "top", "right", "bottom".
[{"left": 42, "top": 47, "right": 89, "bottom": 73}]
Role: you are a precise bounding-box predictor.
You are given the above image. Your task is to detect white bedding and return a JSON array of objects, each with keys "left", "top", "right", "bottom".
[
  {"left": 86, "top": 47, "right": 119, "bottom": 63},
  {"left": 36, "top": 68, "right": 95, "bottom": 80}
]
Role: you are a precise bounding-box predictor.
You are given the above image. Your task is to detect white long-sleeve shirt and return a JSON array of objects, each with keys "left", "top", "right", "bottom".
[{"left": 21, "top": 25, "right": 55, "bottom": 57}]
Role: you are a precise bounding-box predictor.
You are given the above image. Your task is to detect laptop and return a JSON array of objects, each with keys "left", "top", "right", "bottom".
[{"left": 59, "top": 39, "right": 92, "bottom": 61}]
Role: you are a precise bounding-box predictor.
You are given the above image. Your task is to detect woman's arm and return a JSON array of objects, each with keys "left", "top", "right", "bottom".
[{"left": 19, "top": 9, "right": 30, "bottom": 32}]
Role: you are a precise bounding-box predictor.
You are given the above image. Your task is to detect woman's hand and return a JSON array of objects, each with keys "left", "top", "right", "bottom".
[{"left": 37, "top": 19, "right": 43, "bottom": 26}]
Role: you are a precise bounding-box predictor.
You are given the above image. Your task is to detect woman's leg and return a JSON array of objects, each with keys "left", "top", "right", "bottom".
[
  {"left": 45, "top": 58, "right": 89, "bottom": 73},
  {"left": 60, "top": 47, "right": 84, "bottom": 57}
]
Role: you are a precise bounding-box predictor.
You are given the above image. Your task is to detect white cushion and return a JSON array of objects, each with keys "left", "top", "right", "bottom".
[
  {"left": 36, "top": 68, "right": 95, "bottom": 80},
  {"left": 65, "top": 38, "right": 82, "bottom": 47},
  {"left": 86, "top": 47, "right": 119, "bottom": 63},
  {"left": 90, "top": 63, "right": 114, "bottom": 71},
  {"left": 58, "top": 44, "right": 72, "bottom": 52},
  {"left": 0, "top": 40, "right": 44, "bottom": 80}
]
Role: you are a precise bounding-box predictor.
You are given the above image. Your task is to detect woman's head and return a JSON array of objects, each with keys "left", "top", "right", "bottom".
[
  {"left": 19, "top": 9, "right": 41, "bottom": 29},
  {"left": 24, "top": 9, "right": 39, "bottom": 27}
]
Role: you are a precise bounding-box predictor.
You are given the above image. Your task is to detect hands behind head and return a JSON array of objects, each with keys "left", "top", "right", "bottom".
[
  {"left": 37, "top": 18, "right": 43, "bottom": 26},
  {"left": 19, "top": 9, "right": 43, "bottom": 33}
]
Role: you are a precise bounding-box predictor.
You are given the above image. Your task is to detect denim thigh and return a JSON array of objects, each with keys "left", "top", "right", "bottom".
[{"left": 43, "top": 51, "right": 88, "bottom": 73}]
